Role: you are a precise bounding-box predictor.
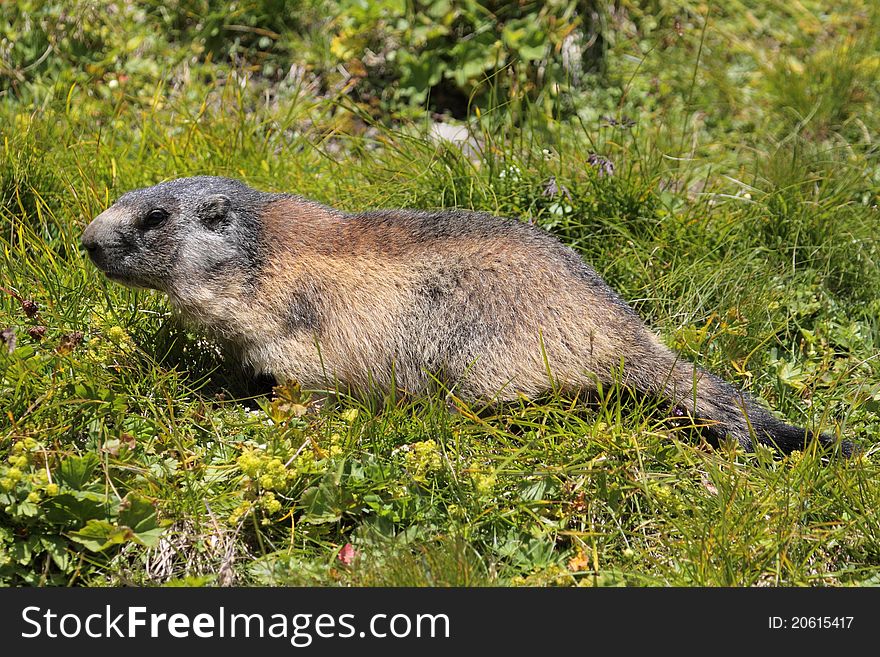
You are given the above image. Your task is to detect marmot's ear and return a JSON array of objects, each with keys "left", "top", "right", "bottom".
[{"left": 199, "top": 194, "right": 231, "bottom": 226}]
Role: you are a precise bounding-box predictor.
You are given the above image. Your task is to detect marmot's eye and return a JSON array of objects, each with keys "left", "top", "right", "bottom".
[{"left": 143, "top": 208, "right": 169, "bottom": 229}]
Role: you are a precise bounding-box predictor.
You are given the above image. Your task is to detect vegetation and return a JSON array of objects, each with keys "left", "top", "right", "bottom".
[{"left": 1, "top": 0, "right": 878, "bottom": 586}]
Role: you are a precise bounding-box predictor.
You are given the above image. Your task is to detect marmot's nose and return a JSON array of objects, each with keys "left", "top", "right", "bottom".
[
  {"left": 81, "top": 220, "right": 105, "bottom": 262},
  {"left": 81, "top": 227, "right": 98, "bottom": 252}
]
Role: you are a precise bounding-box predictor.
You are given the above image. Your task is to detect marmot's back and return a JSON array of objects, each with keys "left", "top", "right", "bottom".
[
  {"left": 82, "top": 176, "right": 852, "bottom": 456},
  {"left": 259, "top": 199, "right": 640, "bottom": 397}
]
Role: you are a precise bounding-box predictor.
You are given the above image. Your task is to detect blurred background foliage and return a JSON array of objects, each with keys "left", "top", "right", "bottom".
[{"left": 3, "top": 1, "right": 878, "bottom": 140}]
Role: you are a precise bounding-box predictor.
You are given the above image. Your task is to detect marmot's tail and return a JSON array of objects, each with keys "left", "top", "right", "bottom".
[{"left": 649, "top": 356, "right": 853, "bottom": 457}]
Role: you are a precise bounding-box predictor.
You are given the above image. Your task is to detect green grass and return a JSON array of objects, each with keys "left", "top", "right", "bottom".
[{"left": 1, "top": 1, "right": 879, "bottom": 587}]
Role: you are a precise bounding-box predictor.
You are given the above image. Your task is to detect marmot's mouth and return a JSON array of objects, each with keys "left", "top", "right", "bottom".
[
  {"left": 87, "top": 255, "right": 134, "bottom": 284},
  {"left": 85, "top": 252, "right": 129, "bottom": 283},
  {"left": 103, "top": 269, "right": 140, "bottom": 288}
]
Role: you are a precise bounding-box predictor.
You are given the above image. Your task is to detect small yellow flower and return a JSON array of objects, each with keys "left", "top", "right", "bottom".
[
  {"left": 260, "top": 492, "right": 282, "bottom": 514},
  {"left": 108, "top": 326, "right": 127, "bottom": 343},
  {"left": 404, "top": 440, "right": 443, "bottom": 478},
  {"left": 228, "top": 502, "right": 251, "bottom": 525},
  {"left": 473, "top": 472, "right": 496, "bottom": 496}
]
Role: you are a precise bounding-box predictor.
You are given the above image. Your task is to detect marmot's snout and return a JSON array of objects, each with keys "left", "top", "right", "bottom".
[
  {"left": 81, "top": 207, "right": 148, "bottom": 287},
  {"left": 81, "top": 212, "right": 112, "bottom": 270}
]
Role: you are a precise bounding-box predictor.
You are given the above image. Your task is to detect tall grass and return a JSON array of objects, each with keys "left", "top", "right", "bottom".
[{"left": 1, "top": 2, "right": 878, "bottom": 586}]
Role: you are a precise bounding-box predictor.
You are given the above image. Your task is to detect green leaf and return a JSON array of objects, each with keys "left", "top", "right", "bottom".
[
  {"left": 300, "top": 480, "right": 346, "bottom": 524},
  {"left": 118, "top": 493, "right": 167, "bottom": 548},
  {"left": 518, "top": 476, "right": 559, "bottom": 502},
  {"left": 16, "top": 500, "right": 40, "bottom": 517},
  {"left": 424, "top": 0, "right": 451, "bottom": 20},
  {"left": 69, "top": 519, "right": 132, "bottom": 552},
  {"left": 43, "top": 490, "right": 109, "bottom": 525},
  {"left": 12, "top": 535, "right": 40, "bottom": 564},
  {"left": 397, "top": 49, "right": 444, "bottom": 94},
  {"left": 502, "top": 21, "right": 548, "bottom": 61},
  {"left": 67, "top": 494, "right": 168, "bottom": 551},
  {"left": 448, "top": 31, "right": 500, "bottom": 86},
  {"left": 57, "top": 453, "right": 100, "bottom": 489},
  {"left": 495, "top": 530, "right": 558, "bottom": 570},
  {"left": 40, "top": 535, "right": 71, "bottom": 571}
]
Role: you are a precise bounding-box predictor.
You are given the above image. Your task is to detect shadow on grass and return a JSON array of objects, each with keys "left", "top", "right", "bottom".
[{"left": 148, "top": 316, "right": 277, "bottom": 408}]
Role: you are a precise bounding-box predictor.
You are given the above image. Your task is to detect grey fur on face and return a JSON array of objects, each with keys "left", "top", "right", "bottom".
[
  {"left": 82, "top": 176, "right": 276, "bottom": 294},
  {"left": 82, "top": 176, "right": 853, "bottom": 457}
]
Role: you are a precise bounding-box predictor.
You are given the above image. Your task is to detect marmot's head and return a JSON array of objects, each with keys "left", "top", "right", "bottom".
[{"left": 82, "top": 176, "right": 272, "bottom": 293}]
